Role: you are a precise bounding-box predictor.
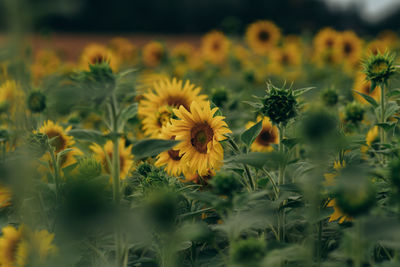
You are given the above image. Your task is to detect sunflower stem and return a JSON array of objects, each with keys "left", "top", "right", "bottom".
[
  {"left": 48, "top": 146, "right": 60, "bottom": 202},
  {"left": 379, "top": 83, "right": 386, "bottom": 164},
  {"left": 228, "top": 138, "right": 255, "bottom": 191},
  {"left": 277, "top": 123, "right": 286, "bottom": 242}
]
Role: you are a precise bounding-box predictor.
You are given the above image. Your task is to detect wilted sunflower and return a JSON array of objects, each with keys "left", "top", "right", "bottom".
[
  {"left": 245, "top": 116, "right": 279, "bottom": 152},
  {"left": 138, "top": 77, "right": 207, "bottom": 137},
  {"left": 201, "top": 31, "right": 230, "bottom": 65},
  {"left": 0, "top": 225, "right": 29, "bottom": 267},
  {"left": 245, "top": 20, "right": 281, "bottom": 55},
  {"left": 109, "top": 37, "right": 137, "bottom": 64},
  {"left": 155, "top": 124, "right": 187, "bottom": 177},
  {"left": 90, "top": 139, "right": 134, "bottom": 179},
  {"left": 142, "top": 41, "right": 165, "bottom": 67},
  {"left": 333, "top": 31, "right": 363, "bottom": 66},
  {"left": 170, "top": 101, "right": 231, "bottom": 176},
  {"left": 0, "top": 185, "right": 11, "bottom": 208},
  {"left": 353, "top": 73, "right": 380, "bottom": 105},
  {"left": 324, "top": 161, "right": 353, "bottom": 223},
  {"left": 80, "top": 43, "right": 120, "bottom": 72},
  {"left": 0, "top": 80, "right": 25, "bottom": 116}
]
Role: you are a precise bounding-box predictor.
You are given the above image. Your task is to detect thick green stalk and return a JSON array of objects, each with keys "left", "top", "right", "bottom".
[{"left": 277, "top": 124, "right": 286, "bottom": 242}]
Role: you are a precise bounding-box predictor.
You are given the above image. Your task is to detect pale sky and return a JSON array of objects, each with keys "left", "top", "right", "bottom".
[{"left": 322, "top": 0, "right": 400, "bottom": 23}]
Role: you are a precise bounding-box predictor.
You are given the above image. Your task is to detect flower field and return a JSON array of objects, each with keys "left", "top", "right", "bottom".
[{"left": 0, "top": 18, "right": 400, "bottom": 267}]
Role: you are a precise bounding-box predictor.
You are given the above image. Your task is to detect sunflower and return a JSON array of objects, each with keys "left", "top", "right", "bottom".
[
  {"left": 36, "top": 120, "right": 74, "bottom": 153},
  {"left": 31, "top": 229, "right": 57, "bottom": 262},
  {"left": 0, "top": 185, "right": 11, "bottom": 208},
  {"left": 353, "top": 73, "right": 381, "bottom": 105},
  {"left": 313, "top": 28, "right": 338, "bottom": 53},
  {"left": 245, "top": 116, "right": 279, "bottom": 152},
  {"left": 135, "top": 71, "right": 170, "bottom": 98},
  {"left": 142, "top": 41, "right": 165, "bottom": 68},
  {"left": 269, "top": 44, "right": 302, "bottom": 75},
  {"left": 169, "top": 101, "right": 231, "bottom": 176},
  {"left": 324, "top": 161, "right": 352, "bottom": 223},
  {"left": 333, "top": 31, "right": 363, "bottom": 65},
  {"left": 0, "top": 80, "right": 25, "bottom": 116},
  {"left": 80, "top": 43, "right": 120, "bottom": 72},
  {"left": 155, "top": 124, "right": 187, "bottom": 177},
  {"left": 90, "top": 138, "right": 134, "bottom": 179},
  {"left": 201, "top": 31, "right": 230, "bottom": 65},
  {"left": 109, "top": 37, "right": 137, "bottom": 64},
  {"left": 171, "top": 43, "right": 195, "bottom": 63},
  {"left": 0, "top": 225, "right": 29, "bottom": 267},
  {"left": 245, "top": 20, "right": 281, "bottom": 55},
  {"left": 366, "top": 126, "right": 379, "bottom": 147},
  {"left": 31, "top": 50, "right": 61, "bottom": 85},
  {"left": 138, "top": 77, "right": 207, "bottom": 137}
]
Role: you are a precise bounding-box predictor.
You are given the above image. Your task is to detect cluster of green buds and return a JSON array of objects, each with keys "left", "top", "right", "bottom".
[
  {"left": 76, "top": 157, "right": 102, "bottom": 179},
  {"left": 321, "top": 88, "right": 339, "bottom": 107},
  {"left": 344, "top": 101, "right": 364, "bottom": 125},
  {"left": 261, "top": 83, "right": 298, "bottom": 125},
  {"left": 362, "top": 52, "right": 397, "bottom": 90}
]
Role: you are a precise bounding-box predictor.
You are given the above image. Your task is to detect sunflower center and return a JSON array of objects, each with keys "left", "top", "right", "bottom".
[
  {"left": 168, "top": 149, "right": 182, "bottom": 161},
  {"left": 343, "top": 42, "right": 353, "bottom": 55},
  {"left": 212, "top": 41, "right": 221, "bottom": 51},
  {"left": 256, "top": 128, "right": 276, "bottom": 146},
  {"left": 325, "top": 38, "right": 334, "bottom": 48},
  {"left": 258, "top": 30, "right": 270, "bottom": 42},
  {"left": 45, "top": 130, "right": 67, "bottom": 153},
  {"left": 157, "top": 109, "right": 173, "bottom": 127},
  {"left": 191, "top": 123, "right": 214, "bottom": 154},
  {"left": 152, "top": 50, "right": 163, "bottom": 61},
  {"left": 281, "top": 53, "right": 290, "bottom": 66}
]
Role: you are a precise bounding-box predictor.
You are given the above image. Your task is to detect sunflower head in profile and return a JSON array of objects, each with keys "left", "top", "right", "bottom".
[
  {"left": 170, "top": 101, "right": 231, "bottom": 176},
  {"left": 353, "top": 73, "right": 381, "bottom": 105},
  {"left": 333, "top": 31, "right": 363, "bottom": 65},
  {"left": 245, "top": 116, "right": 279, "bottom": 152},
  {"left": 155, "top": 123, "right": 187, "bottom": 177},
  {"left": 142, "top": 41, "right": 165, "bottom": 68},
  {"left": 201, "top": 31, "right": 230, "bottom": 65},
  {"left": 90, "top": 138, "right": 134, "bottom": 180},
  {"left": 109, "top": 37, "right": 137, "bottom": 64},
  {"left": 245, "top": 20, "right": 281, "bottom": 55},
  {"left": 138, "top": 77, "right": 207, "bottom": 137},
  {"left": 0, "top": 225, "right": 29, "bottom": 267},
  {"left": 80, "top": 43, "right": 120, "bottom": 72}
]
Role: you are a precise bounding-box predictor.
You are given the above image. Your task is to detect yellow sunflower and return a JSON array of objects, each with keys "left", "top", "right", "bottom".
[
  {"left": 109, "top": 37, "right": 137, "bottom": 64},
  {"left": 366, "top": 39, "right": 389, "bottom": 56},
  {"left": 138, "top": 77, "right": 207, "bottom": 137},
  {"left": 201, "top": 31, "right": 230, "bottom": 65},
  {"left": 353, "top": 73, "right": 381, "bottom": 105},
  {"left": 155, "top": 124, "right": 187, "bottom": 177},
  {"left": 80, "top": 43, "right": 120, "bottom": 72},
  {"left": 245, "top": 20, "right": 281, "bottom": 55},
  {"left": 333, "top": 31, "right": 363, "bottom": 65},
  {"left": 313, "top": 28, "right": 338, "bottom": 53},
  {"left": 90, "top": 139, "right": 134, "bottom": 180},
  {"left": 324, "top": 161, "right": 352, "bottom": 223},
  {"left": 0, "top": 225, "right": 29, "bottom": 267},
  {"left": 142, "top": 41, "right": 165, "bottom": 68},
  {"left": 169, "top": 101, "right": 232, "bottom": 176},
  {"left": 36, "top": 120, "right": 74, "bottom": 153},
  {"left": 31, "top": 50, "right": 61, "bottom": 85},
  {"left": 134, "top": 71, "right": 170, "bottom": 98},
  {"left": 0, "top": 80, "right": 25, "bottom": 116},
  {"left": 245, "top": 116, "right": 279, "bottom": 152},
  {"left": 0, "top": 185, "right": 11, "bottom": 208}
]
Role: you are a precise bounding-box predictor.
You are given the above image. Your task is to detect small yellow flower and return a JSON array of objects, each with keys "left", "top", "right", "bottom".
[
  {"left": 142, "top": 41, "right": 165, "bottom": 67},
  {"left": 201, "top": 31, "right": 230, "bottom": 65},
  {"left": 245, "top": 20, "right": 281, "bottom": 55}
]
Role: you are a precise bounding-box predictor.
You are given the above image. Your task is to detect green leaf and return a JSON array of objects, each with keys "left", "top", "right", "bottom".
[
  {"left": 386, "top": 88, "right": 400, "bottom": 99},
  {"left": 353, "top": 90, "right": 378, "bottom": 108},
  {"left": 293, "top": 87, "right": 314, "bottom": 97},
  {"left": 227, "top": 152, "right": 284, "bottom": 169},
  {"left": 242, "top": 101, "right": 263, "bottom": 109},
  {"left": 68, "top": 129, "right": 106, "bottom": 145},
  {"left": 132, "top": 139, "right": 180, "bottom": 159},
  {"left": 282, "top": 138, "right": 301, "bottom": 150},
  {"left": 384, "top": 101, "right": 399, "bottom": 121},
  {"left": 376, "top": 122, "right": 396, "bottom": 131},
  {"left": 241, "top": 120, "right": 262, "bottom": 147},
  {"left": 119, "top": 103, "right": 138, "bottom": 122}
]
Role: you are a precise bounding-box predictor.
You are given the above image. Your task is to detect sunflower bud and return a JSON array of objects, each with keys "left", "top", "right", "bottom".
[
  {"left": 27, "top": 91, "right": 46, "bottom": 113},
  {"left": 76, "top": 157, "right": 102, "bottom": 179},
  {"left": 211, "top": 87, "right": 228, "bottom": 107},
  {"left": 210, "top": 172, "right": 241, "bottom": 197},
  {"left": 363, "top": 52, "right": 396, "bottom": 89},
  {"left": 321, "top": 88, "right": 338, "bottom": 107},
  {"left": 344, "top": 102, "right": 364, "bottom": 125},
  {"left": 302, "top": 108, "right": 338, "bottom": 143},
  {"left": 261, "top": 84, "right": 297, "bottom": 125},
  {"left": 230, "top": 238, "right": 266, "bottom": 266},
  {"left": 138, "top": 162, "right": 152, "bottom": 176}
]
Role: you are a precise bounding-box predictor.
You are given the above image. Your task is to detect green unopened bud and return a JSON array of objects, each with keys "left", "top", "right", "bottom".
[
  {"left": 211, "top": 87, "right": 228, "bottom": 107},
  {"left": 363, "top": 52, "right": 396, "bottom": 88},
  {"left": 321, "top": 88, "right": 339, "bottom": 106},
  {"left": 344, "top": 102, "right": 364, "bottom": 124},
  {"left": 243, "top": 70, "right": 255, "bottom": 83},
  {"left": 76, "top": 157, "right": 102, "bottom": 179},
  {"left": 27, "top": 91, "right": 46, "bottom": 113},
  {"left": 210, "top": 172, "right": 241, "bottom": 197},
  {"left": 138, "top": 163, "right": 152, "bottom": 176},
  {"left": 231, "top": 238, "right": 266, "bottom": 266},
  {"left": 261, "top": 83, "right": 297, "bottom": 125}
]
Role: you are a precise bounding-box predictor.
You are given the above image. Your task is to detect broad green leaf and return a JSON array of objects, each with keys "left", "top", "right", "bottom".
[
  {"left": 242, "top": 101, "right": 263, "bottom": 109},
  {"left": 68, "top": 129, "right": 106, "bottom": 145},
  {"left": 384, "top": 101, "right": 399, "bottom": 121},
  {"left": 282, "top": 138, "right": 301, "bottom": 150},
  {"left": 353, "top": 90, "right": 378, "bottom": 108},
  {"left": 119, "top": 103, "right": 138, "bottom": 122},
  {"left": 132, "top": 139, "right": 180, "bottom": 159},
  {"left": 241, "top": 120, "right": 262, "bottom": 147},
  {"left": 376, "top": 122, "right": 396, "bottom": 131}
]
